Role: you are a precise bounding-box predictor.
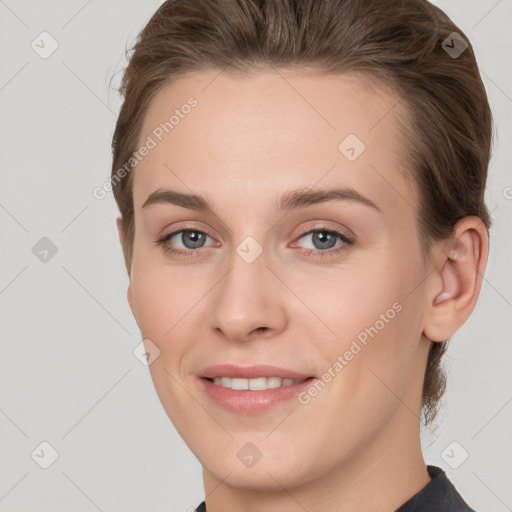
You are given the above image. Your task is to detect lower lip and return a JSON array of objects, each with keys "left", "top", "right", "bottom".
[{"left": 198, "top": 377, "right": 316, "bottom": 414}]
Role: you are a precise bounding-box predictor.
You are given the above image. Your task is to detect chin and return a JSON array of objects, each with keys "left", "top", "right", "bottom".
[{"left": 200, "top": 442, "right": 319, "bottom": 491}]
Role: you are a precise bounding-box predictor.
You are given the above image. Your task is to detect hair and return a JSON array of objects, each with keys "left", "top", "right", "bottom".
[{"left": 111, "top": 0, "right": 493, "bottom": 427}]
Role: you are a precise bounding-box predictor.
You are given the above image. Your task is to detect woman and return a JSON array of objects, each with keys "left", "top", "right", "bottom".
[{"left": 111, "top": 0, "right": 492, "bottom": 510}]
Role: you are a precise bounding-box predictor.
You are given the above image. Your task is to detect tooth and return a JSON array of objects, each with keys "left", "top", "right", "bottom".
[
  {"left": 248, "top": 377, "right": 267, "bottom": 390},
  {"left": 231, "top": 378, "right": 249, "bottom": 390},
  {"left": 266, "top": 377, "right": 282, "bottom": 388},
  {"left": 213, "top": 377, "right": 222, "bottom": 385},
  {"left": 282, "top": 378, "right": 295, "bottom": 386},
  {"left": 221, "top": 377, "right": 231, "bottom": 388}
]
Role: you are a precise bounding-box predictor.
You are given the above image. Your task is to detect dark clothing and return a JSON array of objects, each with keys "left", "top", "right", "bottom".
[
  {"left": 194, "top": 465, "right": 477, "bottom": 511},
  {"left": 395, "top": 465, "right": 477, "bottom": 511}
]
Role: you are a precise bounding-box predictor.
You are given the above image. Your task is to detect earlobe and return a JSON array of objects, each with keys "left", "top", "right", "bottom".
[{"left": 423, "top": 216, "right": 488, "bottom": 342}]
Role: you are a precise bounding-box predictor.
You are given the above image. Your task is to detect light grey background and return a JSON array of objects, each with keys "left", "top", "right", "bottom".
[{"left": 0, "top": 1, "right": 510, "bottom": 511}]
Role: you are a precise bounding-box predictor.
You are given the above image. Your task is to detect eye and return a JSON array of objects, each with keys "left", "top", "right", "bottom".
[
  {"left": 155, "top": 226, "right": 218, "bottom": 258},
  {"left": 292, "top": 226, "right": 355, "bottom": 258}
]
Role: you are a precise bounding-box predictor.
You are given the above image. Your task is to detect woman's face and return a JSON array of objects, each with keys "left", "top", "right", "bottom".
[{"left": 124, "top": 68, "right": 433, "bottom": 491}]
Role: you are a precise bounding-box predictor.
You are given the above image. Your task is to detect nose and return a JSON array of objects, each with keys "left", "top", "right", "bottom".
[{"left": 210, "top": 245, "right": 287, "bottom": 343}]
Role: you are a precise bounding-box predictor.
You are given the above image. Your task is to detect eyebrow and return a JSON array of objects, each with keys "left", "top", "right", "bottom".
[{"left": 141, "top": 186, "right": 382, "bottom": 213}]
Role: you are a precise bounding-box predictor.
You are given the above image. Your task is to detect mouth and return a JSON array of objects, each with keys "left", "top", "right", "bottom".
[
  {"left": 197, "top": 364, "right": 318, "bottom": 413},
  {"left": 198, "top": 374, "right": 318, "bottom": 414}
]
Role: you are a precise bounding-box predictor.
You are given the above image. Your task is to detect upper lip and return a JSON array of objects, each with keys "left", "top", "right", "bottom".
[{"left": 198, "top": 364, "right": 315, "bottom": 380}]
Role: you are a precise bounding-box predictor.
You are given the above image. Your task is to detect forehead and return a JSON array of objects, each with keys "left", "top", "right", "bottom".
[{"left": 132, "top": 68, "right": 416, "bottom": 217}]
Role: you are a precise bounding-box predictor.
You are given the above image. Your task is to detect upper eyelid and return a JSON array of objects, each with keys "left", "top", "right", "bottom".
[
  {"left": 163, "top": 218, "right": 352, "bottom": 235},
  {"left": 164, "top": 223, "right": 348, "bottom": 236}
]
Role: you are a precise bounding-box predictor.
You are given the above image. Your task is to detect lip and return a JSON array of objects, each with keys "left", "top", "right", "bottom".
[
  {"left": 198, "top": 363, "right": 315, "bottom": 380},
  {"left": 198, "top": 375, "right": 316, "bottom": 414},
  {"left": 197, "top": 364, "right": 317, "bottom": 414}
]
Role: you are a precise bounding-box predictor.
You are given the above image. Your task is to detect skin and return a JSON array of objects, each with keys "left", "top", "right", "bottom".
[{"left": 116, "top": 68, "right": 488, "bottom": 512}]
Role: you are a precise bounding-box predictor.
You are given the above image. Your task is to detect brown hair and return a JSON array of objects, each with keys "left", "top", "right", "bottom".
[{"left": 111, "top": 0, "right": 493, "bottom": 427}]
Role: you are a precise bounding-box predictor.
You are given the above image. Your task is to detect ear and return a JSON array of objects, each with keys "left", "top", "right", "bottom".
[
  {"left": 423, "top": 216, "right": 489, "bottom": 342},
  {"left": 116, "top": 216, "right": 135, "bottom": 315}
]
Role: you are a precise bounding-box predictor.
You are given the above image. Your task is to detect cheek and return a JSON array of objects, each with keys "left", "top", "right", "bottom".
[
  {"left": 298, "top": 268, "right": 421, "bottom": 438},
  {"left": 129, "top": 228, "right": 247, "bottom": 378},
  {"left": 288, "top": 261, "right": 406, "bottom": 341},
  {"left": 301, "top": 255, "right": 421, "bottom": 382},
  {"left": 130, "top": 262, "right": 185, "bottom": 341},
  {"left": 129, "top": 266, "right": 199, "bottom": 411}
]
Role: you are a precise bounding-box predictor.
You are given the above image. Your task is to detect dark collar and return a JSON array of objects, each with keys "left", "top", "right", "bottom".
[
  {"left": 194, "top": 465, "right": 476, "bottom": 512},
  {"left": 395, "top": 464, "right": 476, "bottom": 511}
]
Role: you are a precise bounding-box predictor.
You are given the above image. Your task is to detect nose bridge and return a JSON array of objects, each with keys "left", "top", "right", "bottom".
[{"left": 211, "top": 238, "right": 284, "bottom": 339}]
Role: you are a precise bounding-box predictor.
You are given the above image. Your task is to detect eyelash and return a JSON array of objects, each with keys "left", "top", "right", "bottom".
[{"left": 154, "top": 224, "right": 355, "bottom": 259}]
